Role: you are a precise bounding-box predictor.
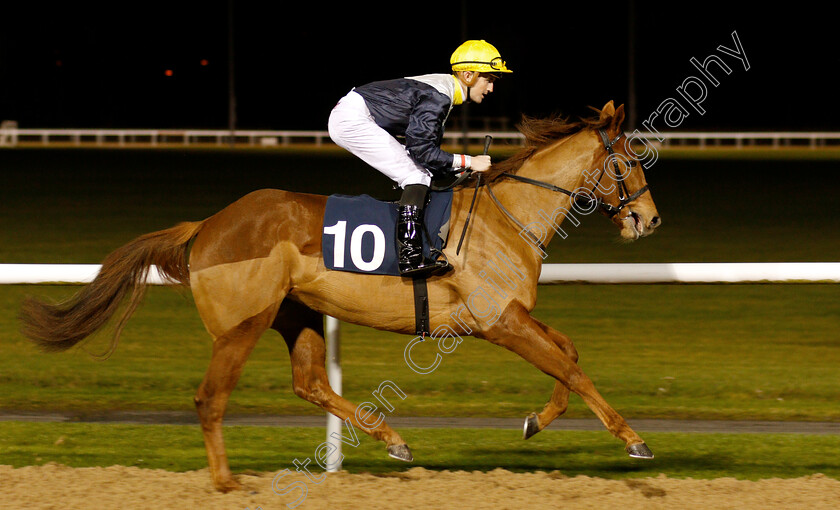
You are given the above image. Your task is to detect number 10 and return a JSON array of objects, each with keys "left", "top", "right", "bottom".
[{"left": 324, "top": 221, "right": 386, "bottom": 271}]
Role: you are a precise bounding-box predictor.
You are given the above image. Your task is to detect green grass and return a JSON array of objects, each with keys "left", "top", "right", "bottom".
[
  {"left": 2, "top": 421, "right": 839, "bottom": 480},
  {"left": 2, "top": 283, "right": 838, "bottom": 421}
]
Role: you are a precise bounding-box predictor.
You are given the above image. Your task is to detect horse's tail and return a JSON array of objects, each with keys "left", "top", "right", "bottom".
[{"left": 19, "top": 220, "right": 205, "bottom": 356}]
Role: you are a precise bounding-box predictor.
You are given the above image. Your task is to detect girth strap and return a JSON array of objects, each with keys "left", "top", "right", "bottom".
[{"left": 412, "top": 276, "right": 430, "bottom": 337}]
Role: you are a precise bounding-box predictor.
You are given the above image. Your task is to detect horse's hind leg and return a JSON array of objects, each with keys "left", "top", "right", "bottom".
[
  {"left": 523, "top": 318, "right": 577, "bottom": 440},
  {"left": 194, "top": 305, "right": 275, "bottom": 492},
  {"left": 482, "top": 300, "right": 652, "bottom": 459},
  {"left": 273, "top": 299, "right": 412, "bottom": 460}
]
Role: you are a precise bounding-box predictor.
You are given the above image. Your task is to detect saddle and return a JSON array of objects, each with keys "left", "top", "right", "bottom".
[
  {"left": 322, "top": 190, "right": 454, "bottom": 336},
  {"left": 322, "top": 191, "right": 452, "bottom": 276}
]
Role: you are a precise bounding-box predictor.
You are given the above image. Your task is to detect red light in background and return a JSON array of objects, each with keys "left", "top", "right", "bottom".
[
  {"left": 200, "top": 59, "right": 209, "bottom": 66},
  {"left": 165, "top": 69, "right": 174, "bottom": 77}
]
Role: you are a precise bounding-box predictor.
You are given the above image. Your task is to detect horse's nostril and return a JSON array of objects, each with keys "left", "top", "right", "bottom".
[{"left": 649, "top": 216, "right": 661, "bottom": 228}]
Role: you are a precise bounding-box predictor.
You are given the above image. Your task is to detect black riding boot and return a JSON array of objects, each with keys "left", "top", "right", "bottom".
[{"left": 397, "top": 184, "right": 450, "bottom": 277}]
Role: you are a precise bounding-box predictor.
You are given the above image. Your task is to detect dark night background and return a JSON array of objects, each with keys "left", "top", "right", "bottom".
[{"left": 0, "top": 1, "right": 834, "bottom": 132}]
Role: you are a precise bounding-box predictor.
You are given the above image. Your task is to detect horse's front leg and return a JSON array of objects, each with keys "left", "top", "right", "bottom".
[
  {"left": 524, "top": 381, "right": 571, "bottom": 440},
  {"left": 522, "top": 318, "right": 577, "bottom": 440},
  {"left": 480, "top": 300, "right": 653, "bottom": 459}
]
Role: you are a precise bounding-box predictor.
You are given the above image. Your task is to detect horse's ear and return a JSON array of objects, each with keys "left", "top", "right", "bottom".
[
  {"left": 599, "top": 100, "right": 616, "bottom": 121},
  {"left": 612, "top": 103, "right": 625, "bottom": 129}
]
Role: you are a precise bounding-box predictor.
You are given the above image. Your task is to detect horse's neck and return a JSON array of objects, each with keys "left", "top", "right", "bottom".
[{"left": 490, "top": 131, "right": 599, "bottom": 246}]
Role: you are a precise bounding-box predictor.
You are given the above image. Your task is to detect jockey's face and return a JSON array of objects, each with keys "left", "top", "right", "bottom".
[
  {"left": 458, "top": 71, "right": 497, "bottom": 104},
  {"left": 468, "top": 73, "right": 497, "bottom": 104}
]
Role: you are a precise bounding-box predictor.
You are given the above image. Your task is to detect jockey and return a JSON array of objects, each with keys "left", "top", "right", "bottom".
[{"left": 328, "top": 39, "right": 512, "bottom": 277}]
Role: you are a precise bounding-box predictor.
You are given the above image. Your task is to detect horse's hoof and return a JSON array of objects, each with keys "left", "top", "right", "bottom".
[
  {"left": 523, "top": 412, "right": 540, "bottom": 440},
  {"left": 214, "top": 478, "right": 243, "bottom": 493},
  {"left": 387, "top": 444, "right": 414, "bottom": 462},
  {"left": 626, "top": 442, "right": 654, "bottom": 459}
]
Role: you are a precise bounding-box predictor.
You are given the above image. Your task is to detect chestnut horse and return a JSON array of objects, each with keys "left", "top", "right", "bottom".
[{"left": 21, "top": 101, "right": 660, "bottom": 492}]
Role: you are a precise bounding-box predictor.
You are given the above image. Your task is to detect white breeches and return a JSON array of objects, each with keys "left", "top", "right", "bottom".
[{"left": 328, "top": 90, "right": 432, "bottom": 188}]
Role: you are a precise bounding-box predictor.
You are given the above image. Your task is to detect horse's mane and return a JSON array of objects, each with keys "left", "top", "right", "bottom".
[{"left": 477, "top": 108, "right": 613, "bottom": 183}]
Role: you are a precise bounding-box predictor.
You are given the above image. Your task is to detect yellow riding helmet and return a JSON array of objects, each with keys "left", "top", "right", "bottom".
[{"left": 450, "top": 40, "right": 513, "bottom": 74}]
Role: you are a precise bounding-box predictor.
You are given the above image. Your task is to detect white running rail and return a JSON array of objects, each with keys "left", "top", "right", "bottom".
[
  {"left": 3, "top": 127, "right": 840, "bottom": 149},
  {"left": 2, "top": 262, "right": 839, "bottom": 285}
]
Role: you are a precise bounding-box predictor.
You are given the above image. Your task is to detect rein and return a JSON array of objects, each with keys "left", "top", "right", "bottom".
[
  {"left": 454, "top": 136, "right": 492, "bottom": 255},
  {"left": 462, "top": 129, "right": 651, "bottom": 253}
]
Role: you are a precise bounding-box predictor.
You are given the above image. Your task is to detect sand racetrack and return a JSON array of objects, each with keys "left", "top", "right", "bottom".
[{"left": 2, "top": 464, "right": 839, "bottom": 509}]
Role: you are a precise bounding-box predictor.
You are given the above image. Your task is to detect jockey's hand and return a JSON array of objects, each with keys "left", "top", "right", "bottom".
[{"left": 470, "top": 155, "right": 492, "bottom": 172}]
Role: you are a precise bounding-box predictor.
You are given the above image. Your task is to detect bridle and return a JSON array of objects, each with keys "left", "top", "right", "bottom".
[
  {"left": 472, "top": 129, "right": 651, "bottom": 253},
  {"left": 597, "top": 129, "right": 651, "bottom": 216},
  {"left": 496, "top": 129, "right": 650, "bottom": 219}
]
